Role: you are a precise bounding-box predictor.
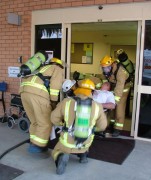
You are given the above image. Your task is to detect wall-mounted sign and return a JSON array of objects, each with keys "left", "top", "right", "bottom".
[
  {"left": 8, "top": 66, "right": 20, "bottom": 77},
  {"left": 45, "top": 51, "right": 53, "bottom": 60}
]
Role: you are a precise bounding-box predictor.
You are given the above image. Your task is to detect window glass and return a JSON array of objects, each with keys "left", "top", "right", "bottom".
[
  {"left": 35, "top": 24, "right": 62, "bottom": 59},
  {"left": 138, "top": 93, "right": 151, "bottom": 139},
  {"left": 142, "top": 20, "right": 151, "bottom": 86}
]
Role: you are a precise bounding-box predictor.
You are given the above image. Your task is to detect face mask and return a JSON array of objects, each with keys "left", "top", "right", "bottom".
[
  {"left": 103, "top": 66, "right": 111, "bottom": 72},
  {"left": 66, "top": 89, "right": 74, "bottom": 97},
  {"left": 102, "top": 66, "right": 112, "bottom": 76}
]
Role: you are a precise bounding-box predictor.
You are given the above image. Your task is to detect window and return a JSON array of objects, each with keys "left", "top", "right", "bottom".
[{"left": 35, "top": 24, "right": 62, "bottom": 59}]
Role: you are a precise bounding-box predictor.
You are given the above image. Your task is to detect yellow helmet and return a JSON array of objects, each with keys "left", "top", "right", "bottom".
[
  {"left": 79, "top": 79, "right": 95, "bottom": 90},
  {"left": 100, "top": 55, "right": 114, "bottom": 67},
  {"left": 50, "top": 57, "right": 62, "bottom": 65}
]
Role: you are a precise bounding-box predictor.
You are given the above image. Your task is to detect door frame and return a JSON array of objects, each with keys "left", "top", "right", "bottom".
[
  {"left": 31, "top": 2, "right": 151, "bottom": 141},
  {"left": 134, "top": 20, "right": 151, "bottom": 142},
  {"left": 130, "top": 20, "right": 142, "bottom": 137},
  {"left": 65, "top": 21, "right": 140, "bottom": 138}
]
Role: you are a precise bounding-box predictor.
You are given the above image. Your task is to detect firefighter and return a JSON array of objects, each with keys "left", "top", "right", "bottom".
[
  {"left": 73, "top": 71, "right": 103, "bottom": 89},
  {"left": 100, "top": 54, "right": 131, "bottom": 137},
  {"left": 50, "top": 79, "right": 77, "bottom": 137},
  {"left": 19, "top": 57, "right": 64, "bottom": 153},
  {"left": 50, "top": 79, "right": 107, "bottom": 175}
]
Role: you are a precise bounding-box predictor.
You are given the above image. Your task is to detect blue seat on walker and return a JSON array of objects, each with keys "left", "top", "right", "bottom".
[{"left": 0, "top": 81, "right": 7, "bottom": 123}]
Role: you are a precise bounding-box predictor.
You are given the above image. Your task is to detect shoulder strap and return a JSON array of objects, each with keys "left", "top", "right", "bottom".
[
  {"left": 36, "top": 72, "right": 51, "bottom": 80},
  {"left": 36, "top": 73, "right": 51, "bottom": 92},
  {"left": 113, "top": 62, "right": 121, "bottom": 81},
  {"left": 114, "top": 62, "right": 135, "bottom": 83},
  {"left": 73, "top": 96, "right": 93, "bottom": 106}
]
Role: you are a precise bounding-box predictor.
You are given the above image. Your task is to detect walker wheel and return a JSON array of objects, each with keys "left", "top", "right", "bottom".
[
  {"left": 18, "top": 117, "right": 30, "bottom": 133},
  {"left": 7, "top": 117, "right": 15, "bottom": 129}
]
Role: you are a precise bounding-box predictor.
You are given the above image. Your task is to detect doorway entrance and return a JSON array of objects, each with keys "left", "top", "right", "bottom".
[{"left": 69, "top": 21, "right": 138, "bottom": 136}]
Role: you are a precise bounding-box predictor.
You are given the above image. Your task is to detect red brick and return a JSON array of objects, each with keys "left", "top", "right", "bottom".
[
  {"left": 61, "top": 2, "right": 72, "bottom": 7},
  {"left": 107, "top": 0, "right": 119, "bottom": 3},
  {"left": 1, "top": 5, "right": 9, "bottom": 9},
  {"left": 72, "top": 1, "right": 83, "bottom": 6},
  {"left": 41, "top": 4, "right": 51, "bottom": 9},
  {"left": 95, "top": 0, "right": 107, "bottom": 4},
  {"left": 45, "top": 0, "right": 56, "bottom": 5},
  {"left": 134, "top": 0, "right": 146, "bottom": 1},
  {"left": 56, "top": 0, "right": 66, "bottom": 3},
  {"left": 9, "top": 4, "right": 17, "bottom": 9},
  {"left": 0, "top": 2, "right": 6, "bottom": 6},
  {"left": 51, "top": 3, "right": 62, "bottom": 8},
  {"left": 36, "top": 1, "right": 46, "bottom": 6},
  {"left": 83, "top": 1, "right": 95, "bottom": 6},
  {"left": 120, "top": 0, "right": 133, "bottom": 2},
  {"left": 66, "top": 0, "right": 76, "bottom": 2}
]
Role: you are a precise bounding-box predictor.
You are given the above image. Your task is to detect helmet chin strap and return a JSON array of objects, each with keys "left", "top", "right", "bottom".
[{"left": 66, "top": 89, "right": 74, "bottom": 97}]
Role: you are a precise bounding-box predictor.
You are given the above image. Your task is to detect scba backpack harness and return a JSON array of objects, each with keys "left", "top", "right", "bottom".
[
  {"left": 115, "top": 52, "right": 135, "bottom": 83},
  {"left": 63, "top": 97, "right": 94, "bottom": 149}
]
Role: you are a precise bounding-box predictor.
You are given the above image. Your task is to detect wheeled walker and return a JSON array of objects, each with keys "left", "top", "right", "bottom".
[{"left": 6, "top": 94, "right": 30, "bottom": 133}]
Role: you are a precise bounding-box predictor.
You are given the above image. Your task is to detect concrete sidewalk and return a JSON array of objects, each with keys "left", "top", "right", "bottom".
[{"left": 0, "top": 123, "right": 151, "bottom": 180}]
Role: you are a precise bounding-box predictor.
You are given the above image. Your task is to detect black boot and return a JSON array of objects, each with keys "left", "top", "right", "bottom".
[
  {"left": 78, "top": 152, "right": 88, "bottom": 163},
  {"left": 106, "top": 121, "right": 115, "bottom": 133},
  {"left": 55, "top": 153, "right": 69, "bottom": 175},
  {"left": 112, "top": 129, "right": 121, "bottom": 137},
  {"left": 94, "top": 131, "right": 105, "bottom": 138}
]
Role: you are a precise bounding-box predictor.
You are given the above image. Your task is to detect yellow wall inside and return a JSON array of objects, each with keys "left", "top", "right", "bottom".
[{"left": 71, "top": 31, "right": 136, "bottom": 76}]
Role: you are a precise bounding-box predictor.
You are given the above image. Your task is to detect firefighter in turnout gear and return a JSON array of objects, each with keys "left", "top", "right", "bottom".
[
  {"left": 73, "top": 71, "right": 103, "bottom": 90},
  {"left": 51, "top": 79, "right": 107, "bottom": 175},
  {"left": 19, "top": 57, "right": 64, "bottom": 153},
  {"left": 100, "top": 54, "right": 131, "bottom": 137}
]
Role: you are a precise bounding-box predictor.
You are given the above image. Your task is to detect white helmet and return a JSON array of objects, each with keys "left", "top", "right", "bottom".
[{"left": 62, "top": 79, "right": 76, "bottom": 92}]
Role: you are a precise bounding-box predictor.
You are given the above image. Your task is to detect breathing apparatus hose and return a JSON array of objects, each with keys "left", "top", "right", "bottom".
[{"left": 0, "top": 138, "right": 30, "bottom": 160}]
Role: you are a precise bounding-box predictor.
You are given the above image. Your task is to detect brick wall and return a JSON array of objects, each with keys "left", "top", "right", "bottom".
[{"left": 0, "top": 0, "right": 147, "bottom": 115}]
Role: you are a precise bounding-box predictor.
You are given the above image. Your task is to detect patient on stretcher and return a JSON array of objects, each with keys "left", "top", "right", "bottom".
[{"left": 92, "top": 82, "right": 115, "bottom": 110}]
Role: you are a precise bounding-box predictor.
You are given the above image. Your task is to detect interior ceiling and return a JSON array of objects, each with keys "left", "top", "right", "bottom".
[
  {"left": 72, "top": 21, "right": 137, "bottom": 33},
  {"left": 72, "top": 21, "right": 138, "bottom": 45}
]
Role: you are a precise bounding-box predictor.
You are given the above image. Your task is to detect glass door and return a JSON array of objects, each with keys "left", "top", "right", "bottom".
[{"left": 135, "top": 20, "right": 151, "bottom": 141}]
